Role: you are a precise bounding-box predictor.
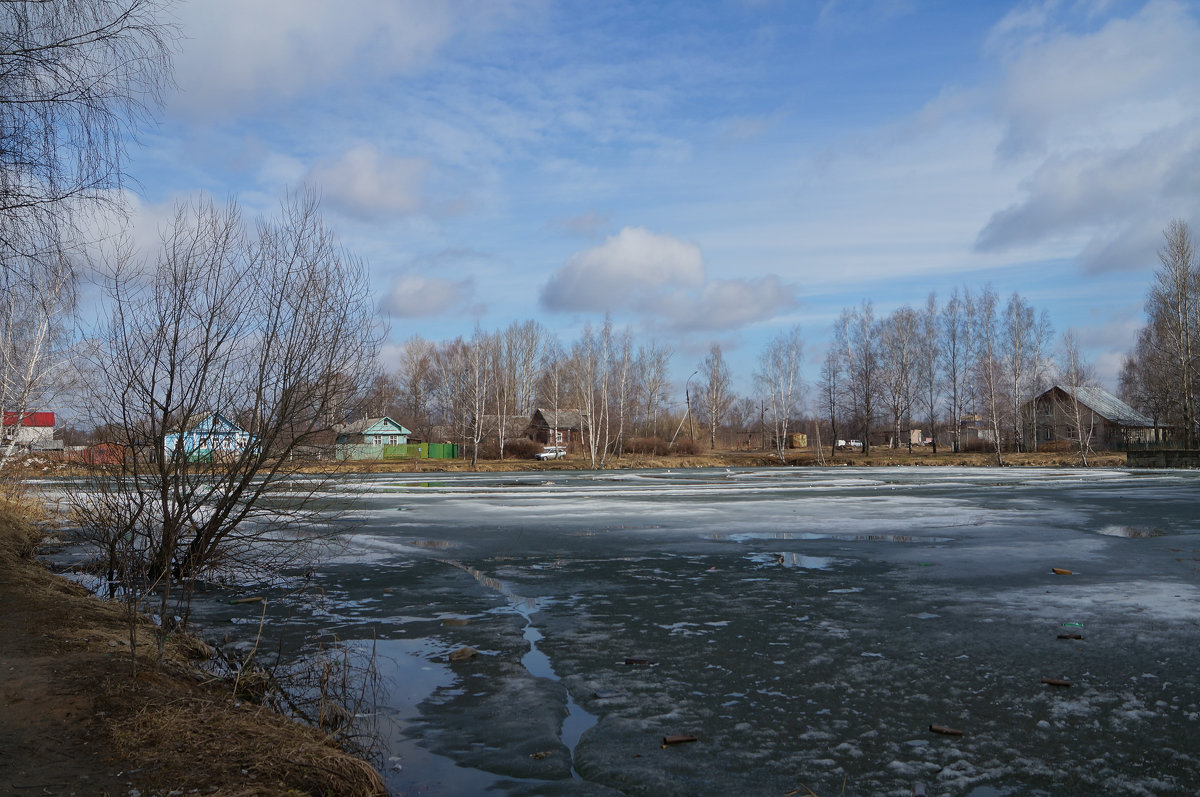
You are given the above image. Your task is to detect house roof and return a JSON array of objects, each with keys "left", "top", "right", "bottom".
[
  {"left": 478, "top": 414, "right": 534, "bottom": 435},
  {"left": 179, "top": 411, "right": 245, "bottom": 434},
  {"left": 2, "top": 411, "right": 54, "bottom": 427},
  {"left": 1044, "top": 385, "right": 1154, "bottom": 427},
  {"left": 532, "top": 408, "right": 585, "bottom": 430},
  {"left": 337, "top": 416, "right": 412, "bottom": 436}
]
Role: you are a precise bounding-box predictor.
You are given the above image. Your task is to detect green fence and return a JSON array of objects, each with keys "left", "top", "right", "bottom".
[{"left": 338, "top": 442, "right": 460, "bottom": 461}]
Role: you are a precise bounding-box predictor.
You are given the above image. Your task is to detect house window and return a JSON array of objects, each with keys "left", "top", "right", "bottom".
[
  {"left": 373, "top": 435, "right": 382, "bottom": 445},
  {"left": 555, "top": 431, "right": 563, "bottom": 445},
  {"left": 388, "top": 435, "right": 397, "bottom": 445}
]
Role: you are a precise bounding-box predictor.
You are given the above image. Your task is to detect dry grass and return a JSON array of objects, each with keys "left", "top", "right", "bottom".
[{"left": 0, "top": 500, "right": 387, "bottom": 796}]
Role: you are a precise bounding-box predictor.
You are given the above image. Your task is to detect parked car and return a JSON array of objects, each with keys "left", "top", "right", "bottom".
[{"left": 535, "top": 445, "right": 567, "bottom": 460}]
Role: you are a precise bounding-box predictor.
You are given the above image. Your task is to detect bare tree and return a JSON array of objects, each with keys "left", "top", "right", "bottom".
[
  {"left": 1002, "top": 292, "right": 1053, "bottom": 452},
  {"left": 76, "top": 193, "right": 381, "bottom": 649},
  {"left": 0, "top": 0, "right": 175, "bottom": 466},
  {"left": 1057, "top": 331, "right": 1097, "bottom": 466},
  {"left": 698, "top": 344, "right": 732, "bottom": 450},
  {"left": 634, "top": 341, "right": 672, "bottom": 438},
  {"left": 0, "top": 249, "right": 74, "bottom": 467},
  {"left": 940, "top": 288, "right": 973, "bottom": 453},
  {"left": 840, "top": 302, "right": 878, "bottom": 455},
  {"left": 973, "top": 287, "right": 1005, "bottom": 465},
  {"left": 756, "top": 325, "right": 804, "bottom": 464},
  {"left": 817, "top": 346, "right": 843, "bottom": 461},
  {"left": 0, "top": 0, "right": 175, "bottom": 265},
  {"left": 878, "top": 306, "right": 918, "bottom": 450},
  {"left": 1119, "top": 325, "right": 1173, "bottom": 442},
  {"left": 917, "top": 293, "right": 941, "bottom": 454},
  {"left": 568, "top": 320, "right": 609, "bottom": 468},
  {"left": 394, "top": 335, "right": 438, "bottom": 440},
  {"left": 465, "top": 327, "right": 493, "bottom": 468},
  {"left": 1144, "top": 220, "right": 1199, "bottom": 447}
]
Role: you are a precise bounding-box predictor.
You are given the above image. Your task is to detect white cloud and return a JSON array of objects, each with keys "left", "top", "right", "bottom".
[
  {"left": 972, "top": 0, "right": 1200, "bottom": 273},
  {"left": 656, "top": 276, "right": 799, "bottom": 332},
  {"left": 306, "top": 144, "right": 430, "bottom": 220},
  {"left": 541, "top": 227, "right": 798, "bottom": 331},
  {"left": 169, "top": 1, "right": 519, "bottom": 116},
  {"left": 540, "top": 227, "right": 705, "bottom": 312},
  {"left": 988, "top": 0, "right": 1200, "bottom": 158},
  {"left": 380, "top": 273, "right": 475, "bottom": 318}
]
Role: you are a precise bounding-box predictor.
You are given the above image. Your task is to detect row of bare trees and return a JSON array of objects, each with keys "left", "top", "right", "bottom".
[
  {"left": 822, "top": 288, "right": 1062, "bottom": 464},
  {"left": 1120, "top": 219, "right": 1200, "bottom": 448}
]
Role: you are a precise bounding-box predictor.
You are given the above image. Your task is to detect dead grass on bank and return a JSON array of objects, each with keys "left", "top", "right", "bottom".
[
  {"left": 288, "top": 446, "right": 1126, "bottom": 474},
  {"left": 0, "top": 497, "right": 387, "bottom": 796}
]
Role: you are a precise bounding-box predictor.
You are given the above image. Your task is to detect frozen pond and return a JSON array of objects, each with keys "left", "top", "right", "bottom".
[{"left": 159, "top": 468, "right": 1200, "bottom": 795}]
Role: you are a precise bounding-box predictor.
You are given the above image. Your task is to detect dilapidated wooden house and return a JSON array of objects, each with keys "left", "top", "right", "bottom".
[{"left": 527, "top": 408, "right": 587, "bottom": 452}]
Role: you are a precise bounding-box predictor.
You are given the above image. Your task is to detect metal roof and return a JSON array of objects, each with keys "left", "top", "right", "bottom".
[{"left": 1052, "top": 385, "right": 1154, "bottom": 427}]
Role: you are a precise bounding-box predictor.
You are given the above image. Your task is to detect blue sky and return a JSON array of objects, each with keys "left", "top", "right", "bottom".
[{"left": 124, "top": 0, "right": 1200, "bottom": 394}]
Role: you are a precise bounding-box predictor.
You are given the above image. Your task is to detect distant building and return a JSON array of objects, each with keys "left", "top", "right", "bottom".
[
  {"left": 163, "top": 412, "right": 253, "bottom": 459},
  {"left": 2, "top": 411, "right": 55, "bottom": 447},
  {"left": 1026, "top": 385, "right": 1156, "bottom": 448},
  {"left": 527, "top": 408, "right": 587, "bottom": 452},
  {"left": 334, "top": 416, "right": 411, "bottom": 446}
]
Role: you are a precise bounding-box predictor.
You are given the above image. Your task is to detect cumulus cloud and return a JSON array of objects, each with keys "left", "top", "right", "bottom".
[
  {"left": 540, "top": 227, "right": 797, "bottom": 330},
  {"left": 656, "top": 276, "right": 799, "bottom": 331},
  {"left": 306, "top": 144, "right": 429, "bottom": 220},
  {"left": 380, "top": 273, "right": 475, "bottom": 318},
  {"left": 541, "top": 227, "right": 704, "bottom": 312}
]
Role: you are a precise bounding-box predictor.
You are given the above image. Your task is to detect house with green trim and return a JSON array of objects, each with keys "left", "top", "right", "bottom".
[{"left": 335, "top": 416, "right": 411, "bottom": 447}]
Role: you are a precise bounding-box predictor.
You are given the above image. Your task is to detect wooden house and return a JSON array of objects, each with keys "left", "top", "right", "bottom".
[
  {"left": 163, "top": 412, "right": 253, "bottom": 459},
  {"left": 478, "top": 414, "right": 534, "bottom": 444},
  {"left": 1026, "top": 385, "right": 1156, "bottom": 447},
  {"left": 527, "top": 408, "right": 587, "bottom": 451},
  {"left": 334, "top": 416, "right": 411, "bottom": 446}
]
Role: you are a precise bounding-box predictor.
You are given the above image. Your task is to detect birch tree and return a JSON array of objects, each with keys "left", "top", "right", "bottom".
[
  {"left": 1002, "top": 293, "right": 1053, "bottom": 452},
  {"left": 1058, "top": 331, "right": 1097, "bottom": 466},
  {"left": 840, "top": 302, "right": 878, "bottom": 455},
  {"left": 1144, "top": 220, "right": 1199, "bottom": 447},
  {"left": 917, "top": 293, "right": 941, "bottom": 454},
  {"left": 698, "top": 344, "right": 732, "bottom": 450},
  {"left": 878, "top": 306, "right": 918, "bottom": 450},
  {"left": 941, "top": 288, "right": 973, "bottom": 453},
  {"left": 756, "top": 325, "right": 803, "bottom": 463},
  {"left": 974, "top": 287, "right": 1005, "bottom": 465}
]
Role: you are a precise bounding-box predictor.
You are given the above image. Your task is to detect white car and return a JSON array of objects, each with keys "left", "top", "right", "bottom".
[{"left": 535, "top": 446, "right": 567, "bottom": 460}]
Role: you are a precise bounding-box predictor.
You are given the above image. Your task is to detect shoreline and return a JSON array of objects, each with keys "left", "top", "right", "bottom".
[{"left": 0, "top": 493, "right": 387, "bottom": 796}]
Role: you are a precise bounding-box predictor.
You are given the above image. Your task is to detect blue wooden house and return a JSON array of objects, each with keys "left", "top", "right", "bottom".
[
  {"left": 163, "top": 411, "right": 253, "bottom": 460},
  {"left": 335, "top": 416, "right": 411, "bottom": 446}
]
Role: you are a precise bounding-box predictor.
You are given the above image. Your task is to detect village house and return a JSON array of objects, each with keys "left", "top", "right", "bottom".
[
  {"left": 163, "top": 411, "right": 253, "bottom": 458},
  {"left": 526, "top": 408, "right": 587, "bottom": 452},
  {"left": 1, "top": 411, "right": 55, "bottom": 449},
  {"left": 1026, "top": 385, "right": 1157, "bottom": 448},
  {"left": 334, "top": 416, "right": 411, "bottom": 447}
]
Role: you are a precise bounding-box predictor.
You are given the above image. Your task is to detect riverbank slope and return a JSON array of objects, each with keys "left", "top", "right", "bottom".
[{"left": 0, "top": 493, "right": 385, "bottom": 796}]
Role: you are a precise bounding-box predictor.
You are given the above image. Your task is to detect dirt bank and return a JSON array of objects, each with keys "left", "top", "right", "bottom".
[{"left": 0, "top": 493, "right": 385, "bottom": 797}]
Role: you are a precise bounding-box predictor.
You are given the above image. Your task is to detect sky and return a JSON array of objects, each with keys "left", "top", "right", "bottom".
[{"left": 123, "top": 0, "right": 1200, "bottom": 396}]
